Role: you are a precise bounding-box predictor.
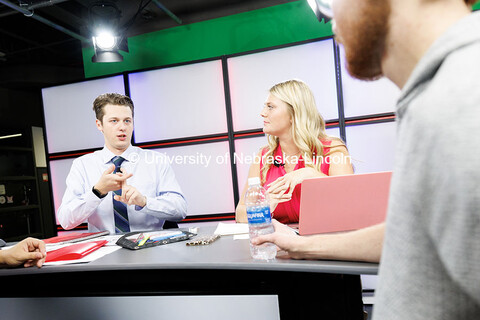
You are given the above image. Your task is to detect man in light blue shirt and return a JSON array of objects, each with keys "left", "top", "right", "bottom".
[{"left": 58, "top": 93, "right": 187, "bottom": 233}]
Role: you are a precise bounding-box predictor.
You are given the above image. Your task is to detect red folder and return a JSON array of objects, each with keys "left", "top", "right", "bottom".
[
  {"left": 45, "top": 240, "right": 108, "bottom": 262},
  {"left": 43, "top": 231, "right": 109, "bottom": 245}
]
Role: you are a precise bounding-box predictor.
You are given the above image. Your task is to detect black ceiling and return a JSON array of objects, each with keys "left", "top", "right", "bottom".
[{"left": 0, "top": 0, "right": 293, "bottom": 88}]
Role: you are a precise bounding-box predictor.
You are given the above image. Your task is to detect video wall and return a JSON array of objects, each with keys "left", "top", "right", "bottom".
[{"left": 43, "top": 37, "right": 400, "bottom": 227}]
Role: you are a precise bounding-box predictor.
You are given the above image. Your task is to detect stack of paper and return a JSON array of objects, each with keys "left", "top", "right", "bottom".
[{"left": 214, "top": 222, "right": 249, "bottom": 240}]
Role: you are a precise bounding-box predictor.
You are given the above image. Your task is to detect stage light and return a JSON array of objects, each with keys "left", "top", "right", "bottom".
[
  {"left": 91, "top": 50, "right": 124, "bottom": 63},
  {"left": 89, "top": 1, "right": 126, "bottom": 63},
  {"left": 93, "top": 31, "right": 116, "bottom": 50},
  {"left": 91, "top": 29, "right": 128, "bottom": 63}
]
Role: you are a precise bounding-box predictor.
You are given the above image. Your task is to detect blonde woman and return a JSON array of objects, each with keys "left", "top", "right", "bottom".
[{"left": 235, "top": 80, "right": 353, "bottom": 224}]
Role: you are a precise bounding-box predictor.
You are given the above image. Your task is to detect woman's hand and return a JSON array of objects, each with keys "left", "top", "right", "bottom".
[
  {"left": 267, "top": 188, "right": 292, "bottom": 213},
  {"left": 268, "top": 168, "right": 321, "bottom": 196},
  {"left": 267, "top": 168, "right": 322, "bottom": 212}
]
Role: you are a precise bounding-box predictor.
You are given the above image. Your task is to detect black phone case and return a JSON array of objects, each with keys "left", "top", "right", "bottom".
[{"left": 116, "top": 230, "right": 196, "bottom": 250}]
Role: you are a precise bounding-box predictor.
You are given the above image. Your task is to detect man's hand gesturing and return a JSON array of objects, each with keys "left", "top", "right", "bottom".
[{"left": 94, "top": 164, "right": 133, "bottom": 196}]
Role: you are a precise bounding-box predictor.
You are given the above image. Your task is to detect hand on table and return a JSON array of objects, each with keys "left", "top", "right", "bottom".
[
  {"left": 0, "top": 238, "right": 47, "bottom": 268},
  {"left": 251, "top": 220, "right": 306, "bottom": 259}
]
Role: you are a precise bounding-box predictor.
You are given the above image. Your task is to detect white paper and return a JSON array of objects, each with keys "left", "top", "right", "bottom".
[
  {"left": 214, "top": 222, "right": 249, "bottom": 236},
  {"left": 233, "top": 234, "right": 250, "bottom": 240}
]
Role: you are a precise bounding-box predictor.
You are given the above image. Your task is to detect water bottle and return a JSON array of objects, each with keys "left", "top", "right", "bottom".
[{"left": 245, "top": 177, "right": 276, "bottom": 260}]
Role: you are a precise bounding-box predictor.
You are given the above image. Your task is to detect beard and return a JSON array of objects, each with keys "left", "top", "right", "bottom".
[{"left": 335, "top": 1, "right": 391, "bottom": 81}]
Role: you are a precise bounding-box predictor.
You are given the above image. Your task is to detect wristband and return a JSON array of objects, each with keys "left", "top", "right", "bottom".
[{"left": 92, "top": 186, "right": 107, "bottom": 199}]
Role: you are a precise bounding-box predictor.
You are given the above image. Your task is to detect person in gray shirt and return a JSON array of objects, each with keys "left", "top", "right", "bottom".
[{"left": 254, "top": 0, "right": 480, "bottom": 318}]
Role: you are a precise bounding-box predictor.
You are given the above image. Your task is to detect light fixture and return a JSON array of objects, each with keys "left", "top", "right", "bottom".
[
  {"left": 91, "top": 29, "right": 127, "bottom": 63},
  {"left": 90, "top": 1, "right": 127, "bottom": 63},
  {"left": 93, "top": 31, "right": 116, "bottom": 50},
  {"left": 307, "top": 0, "right": 333, "bottom": 23},
  {"left": 92, "top": 37, "right": 125, "bottom": 63},
  {"left": 89, "top": 1, "right": 180, "bottom": 63},
  {"left": 91, "top": 50, "right": 124, "bottom": 63}
]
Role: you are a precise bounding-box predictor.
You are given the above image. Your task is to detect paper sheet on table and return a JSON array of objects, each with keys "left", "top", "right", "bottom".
[
  {"left": 214, "top": 222, "right": 249, "bottom": 236},
  {"left": 43, "top": 246, "right": 122, "bottom": 266},
  {"left": 233, "top": 234, "right": 250, "bottom": 240}
]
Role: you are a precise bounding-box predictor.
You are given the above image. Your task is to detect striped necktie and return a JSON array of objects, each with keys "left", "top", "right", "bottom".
[{"left": 112, "top": 156, "right": 130, "bottom": 233}]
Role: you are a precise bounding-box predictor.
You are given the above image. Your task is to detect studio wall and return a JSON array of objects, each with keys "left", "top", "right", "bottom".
[{"left": 43, "top": 36, "right": 399, "bottom": 227}]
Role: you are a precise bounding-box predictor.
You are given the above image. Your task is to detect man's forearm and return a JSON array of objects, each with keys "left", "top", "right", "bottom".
[
  {"left": 300, "top": 223, "right": 385, "bottom": 263},
  {"left": 138, "top": 192, "right": 187, "bottom": 220},
  {"left": 0, "top": 251, "right": 6, "bottom": 266},
  {"left": 58, "top": 189, "right": 102, "bottom": 230}
]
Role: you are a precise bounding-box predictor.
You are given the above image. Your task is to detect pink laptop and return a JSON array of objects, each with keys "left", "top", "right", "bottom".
[{"left": 299, "top": 172, "right": 392, "bottom": 235}]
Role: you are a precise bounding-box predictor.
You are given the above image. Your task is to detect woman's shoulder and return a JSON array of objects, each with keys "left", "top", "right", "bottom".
[
  {"left": 320, "top": 137, "right": 349, "bottom": 154},
  {"left": 320, "top": 139, "right": 332, "bottom": 146}
]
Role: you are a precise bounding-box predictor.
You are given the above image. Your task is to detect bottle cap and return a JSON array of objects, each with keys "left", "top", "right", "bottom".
[{"left": 248, "top": 177, "right": 261, "bottom": 186}]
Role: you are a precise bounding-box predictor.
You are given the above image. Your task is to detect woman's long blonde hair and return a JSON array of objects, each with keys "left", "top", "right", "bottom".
[{"left": 261, "top": 79, "right": 345, "bottom": 183}]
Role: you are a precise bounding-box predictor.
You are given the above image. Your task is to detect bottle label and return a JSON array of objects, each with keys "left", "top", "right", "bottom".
[{"left": 246, "top": 206, "right": 272, "bottom": 224}]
